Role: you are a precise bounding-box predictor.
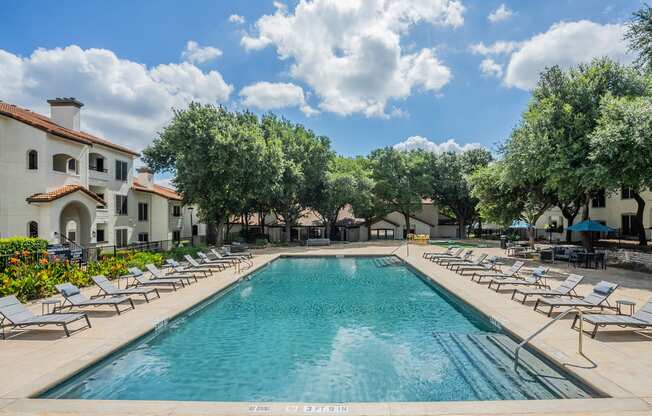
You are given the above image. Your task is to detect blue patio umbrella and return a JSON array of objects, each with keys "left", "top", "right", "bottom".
[
  {"left": 509, "top": 220, "right": 532, "bottom": 229},
  {"left": 566, "top": 220, "right": 614, "bottom": 233}
]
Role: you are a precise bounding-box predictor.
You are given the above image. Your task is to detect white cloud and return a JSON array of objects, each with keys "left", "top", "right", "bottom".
[
  {"left": 229, "top": 14, "right": 245, "bottom": 24},
  {"left": 488, "top": 4, "right": 513, "bottom": 23},
  {"left": 469, "top": 40, "right": 520, "bottom": 56},
  {"left": 273, "top": 1, "right": 287, "bottom": 10},
  {"left": 394, "top": 136, "right": 481, "bottom": 153},
  {"left": 239, "top": 81, "right": 318, "bottom": 116},
  {"left": 504, "top": 20, "right": 633, "bottom": 90},
  {"left": 479, "top": 58, "right": 503, "bottom": 78},
  {"left": 240, "top": 0, "right": 463, "bottom": 117},
  {"left": 0, "top": 45, "right": 233, "bottom": 150},
  {"left": 181, "top": 40, "right": 222, "bottom": 64}
]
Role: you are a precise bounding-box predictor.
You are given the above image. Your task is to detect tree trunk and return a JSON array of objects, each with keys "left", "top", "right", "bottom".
[
  {"left": 580, "top": 193, "right": 593, "bottom": 252},
  {"left": 563, "top": 214, "right": 575, "bottom": 243},
  {"left": 527, "top": 227, "right": 535, "bottom": 248},
  {"left": 258, "top": 212, "right": 265, "bottom": 236},
  {"left": 284, "top": 222, "right": 291, "bottom": 242},
  {"left": 403, "top": 212, "right": 411, "bottom": 240},
  {"left": 329, "top": 219, "right": 338, "bottom": 241},
  {"left": 632, "top": 191, "right": 648, "bottom": 246},
  {"left": 457, "top": 216, "right": 467, "bottom": 239},
  {"left": 366, "top": 218, "right": 372, "bottom": 240}
]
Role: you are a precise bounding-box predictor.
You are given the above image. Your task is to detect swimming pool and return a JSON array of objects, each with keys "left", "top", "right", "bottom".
[{"left": 43, "top": 256, "right": 594, "bottom": 402}]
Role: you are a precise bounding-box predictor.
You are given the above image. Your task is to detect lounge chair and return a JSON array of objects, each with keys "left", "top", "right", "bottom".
[
  {"left": 423, "top": 246, "right": 455, "bottom": 259},
  {"left": 427, "top": 247, "right": 464, "bottom": 261},
  {"left": 533, "top": 281, "right": 619, "bottom": 317},
  {"left": 184, "top": 254, "right": 227, "bottom": 271},
  {"left": 511, "top": 274, "right": 584, "bottom": 304},
  {"left": 223, "top": 245, "right": 253, "bottom": 259},
  {"left": 487, "top": 266, "right": 549, "bottom": 292},
  {"left": 210, "top": 248, "right": 253, "bottom": 267},
  {"left": 166, "top": 259, "right": 210, "bottom": 278},
  {"left": 91, "top": 275, "right": 160, "bottom": 303},
  {"left": 55, "top": 283, "right": 135, "bottom": 315},
  {"left": 197, "top": 252, "right": 234, "bottom": 267},
  {"left": 436, "top": 250, "right": 473, "bottom": 265},
  {"left": 456, "top": 255, "right": 499, "bottom": 275},
  {"left": 128, "top": 267, "right": 185, "bottom": 291},
  {"left": 572, "top": 297, "right": 652, "bottom": 338},
  {"left": 0, "top": 295, "right": 90, "bottom": 338},
  {"left": 447, "top": 254, "right": 487, "bottom": 271},
  {"left": 145, "top": 263, "right": 197, "bottom": 285},
  {"left": 471, "top": 261, "right": 525, "bottom": 283}
]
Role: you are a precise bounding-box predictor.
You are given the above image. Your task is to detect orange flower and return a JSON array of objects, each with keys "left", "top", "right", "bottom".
[
  {"left": 9, "top": 257, "right": 19, "bottom": 265},
  {"left": 39, "top": 258, "right": 49, "bottom": 265},
  {"left": 22, "top": 250, "right": 30, "bottom": 257}
]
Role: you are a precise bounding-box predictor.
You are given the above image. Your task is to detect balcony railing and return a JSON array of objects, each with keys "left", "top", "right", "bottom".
[{"left": 89, "top": 165, "right": 108, "bottom": 173}]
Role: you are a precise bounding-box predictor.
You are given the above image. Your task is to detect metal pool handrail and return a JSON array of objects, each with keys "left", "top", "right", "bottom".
[{"left": 514, "top": 307, "right": 584, "bottom": 371}]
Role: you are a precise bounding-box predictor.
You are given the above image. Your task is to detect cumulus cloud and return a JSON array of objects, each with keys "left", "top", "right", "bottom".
[
  {"left": 488, "top": 4, "right": 513, "bottom": 23},
  {"left": 239, "top": 81, "right": 318, "bottom": 116},
  {"left": 394, "top": 136, "right": 481, "bottom": 153},
  {"left": 479, "top": 58, "right": 503, "bottom": 78},
  {"left": 240, "top": 0, "right": 463, "bottom": 117},
  {"left": 0, "top": 45, "right": 233, "bottom": 150},
  {"left": 181, "top": 40, "right": 222, "bottom": 64},
  {"left": 469, "top": 40, "right": 520, "bottom": 56},
  {"left": 504, "top": 20, "right": 633, "bottom": 90},
  {"left": 229, "top": 14, "right": 245, "bottom": 24}
]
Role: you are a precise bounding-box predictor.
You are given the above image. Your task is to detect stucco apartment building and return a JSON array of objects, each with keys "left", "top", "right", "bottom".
[
  {"left": 0, "top": 98, "right": 193, "bottom": 247},
  {"left": 536, "top": 188, "right": 652, "bottom": 240},
  {"left": 227, "top": 200, "right": 463, "bottom": 242}
]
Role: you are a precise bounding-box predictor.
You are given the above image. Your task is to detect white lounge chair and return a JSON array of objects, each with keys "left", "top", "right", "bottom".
[
  {"left": 572, "top": 297, "right": 652, "bottom": 338},
  {"left": 534, "top": 281, "right": 618, "bottom": 317},
  {"left": 511, "top": 274, "right": 584, "bottom": 304},
  {"left": 0, "top": 295, "right": 90, "bottom": 338}
]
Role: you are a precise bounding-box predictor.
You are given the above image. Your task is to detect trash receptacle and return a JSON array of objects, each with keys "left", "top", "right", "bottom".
[{"left": 500, "top": 235, "right": 507, "bottom": 249}]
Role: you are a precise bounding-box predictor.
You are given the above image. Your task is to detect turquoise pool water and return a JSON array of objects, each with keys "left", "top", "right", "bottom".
[{"left": 43, "top": 257, "right": 592, "bottom": 402}]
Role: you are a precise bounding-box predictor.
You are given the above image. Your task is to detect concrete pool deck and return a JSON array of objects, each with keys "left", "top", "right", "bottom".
[{"left": 1, "top": 242, "right": 651, "bottom": 415}]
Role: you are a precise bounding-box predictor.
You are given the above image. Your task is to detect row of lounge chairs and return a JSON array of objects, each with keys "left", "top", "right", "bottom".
[
  {"left": 0, "top": 247, "right": 254, "bottom": 339},
  {"left": 424, "top": 247, "right": 652, "bottom": 338}
]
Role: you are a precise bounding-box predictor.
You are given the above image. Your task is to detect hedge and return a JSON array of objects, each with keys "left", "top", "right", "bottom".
[{"left": 0, "top": 237, "right": 48, "bottom": 257}]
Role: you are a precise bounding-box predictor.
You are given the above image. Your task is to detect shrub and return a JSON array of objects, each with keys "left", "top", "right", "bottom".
[
  {"left": 167, "top": 245, "right": 204, "bottom": 261},
  {"left": 0, "top": 237, "right": 48, "bottom": 257}
]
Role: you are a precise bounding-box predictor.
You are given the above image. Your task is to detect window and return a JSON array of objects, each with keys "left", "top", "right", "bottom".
[
  {"left": 115, "top": 195, "right": 128, "bottom": 215},
  {"left": 621, "top": 187, "right": 634, "bottom": 200},
  {"left": 27, "top": 150, "right": 38, "bottom": 170},
  {"left": 115, "top": 160, "right": 129, "bottom": 181},
  {"left": 28, "top": 221, "right": 38, "bottom": 238},
  {"left": 138, "top": 232, "right": 149, "bottom": 242},
  {"left": 67, "top": 158, "right": 78, "bottom": 174},
  {"left": 115, "top": 229, "right": 128, "bottom": 247},
  {"left": 622, "top": 214, "right": 639, "bottom": 236},
  {"left": 172, "top": 205, "right": 181, "bottom": 217},
  {"left": 370, "top": 229, "right": 394, "bottom": 240},
  {"left": 96, "top": 228, "right": 105, "bottom": 243},
  {"left": 172, "top": 230, "right": 181, "bottom": 242},
  {"left": 138, "top": 202, "right": 148, "bottom": 221},
  {"left": 591, "top": 189, "right": 606, "bottom": 208}
]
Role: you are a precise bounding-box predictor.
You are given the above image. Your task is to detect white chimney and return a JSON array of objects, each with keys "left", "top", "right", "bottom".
[
  {"left": 137, "top": 166, "right": 155, "bottom": 189},
  {"left": 47, "top": 97, "right": 83, "bottom": 131}
]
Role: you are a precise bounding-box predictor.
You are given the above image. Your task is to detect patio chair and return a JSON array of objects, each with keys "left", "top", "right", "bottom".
[
  {"left": 487, "top": 266, "right": 549, "bottom": 292},
  {"left": 166, "top": 259, "right": 210, "bottom": 278},
  {"left": 55, "top": 283, "right": 135, "bottom": 315},
  {"left": 456, "top": 255, "right": 499, "bottom": 275},
  {"left": 145, "top": 263, "right": 197, "bottom": 285},
  {"left": 127, "top": 267, "right": 185, "bottom": 291},
  {"left": 471, "top": 261, "right": 525, "bottom": 283},
  {"left": 223, "top": 244, "right": 253, "bottom": 259},
  {"left": 184, "top": 254, "right": 228, "bottom": 271},
  {"left": 533, "top": 280, "right": 619, "bottom": 317},
  {"left": 572, "top": 297, "right": 652, "bottom": 338},
  {"left": 0, "top": 295, "right": 90, "bottom": 338},
  {"left": 447, "top": 253, "right": 487, "bottom": 271},
  {"left": 427, "top": 247, "right": 464, "bottom": 262},
  {"left": 197, "top": 251, "right": 235, "bottom": 267},
  {"left": 210, "top": 248, "right": 253, "bottom": 267},
  {"left": 435, "top": 250, "right": 473, "bottom": 265},
  {"left": 511, "top": 274, "right": 584, "bottom": 304},
  {"left": 92, "top": 275, "right": 160, "bottom": 303}
]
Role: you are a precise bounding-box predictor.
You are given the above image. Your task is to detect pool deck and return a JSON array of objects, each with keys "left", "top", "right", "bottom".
[{"left": 1, "top": 243, "right": 651, "bottom": 415}]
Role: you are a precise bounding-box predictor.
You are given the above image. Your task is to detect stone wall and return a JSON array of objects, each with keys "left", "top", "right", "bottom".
[{"left": 608, "top": 249, "right": 652, "bottom": 273}]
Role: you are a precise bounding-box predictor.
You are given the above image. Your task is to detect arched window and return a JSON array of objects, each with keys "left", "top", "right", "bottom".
[
  {"left": 27, "top": 150, "right": 38, "bottom": 170},
  {"left": 28, "top": 221, "right": 38, "bottom": 238}
]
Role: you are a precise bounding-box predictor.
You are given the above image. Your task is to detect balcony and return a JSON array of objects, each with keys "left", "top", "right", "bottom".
[{"left": 89, "top": 166, "right": 109, "bottom": 183}]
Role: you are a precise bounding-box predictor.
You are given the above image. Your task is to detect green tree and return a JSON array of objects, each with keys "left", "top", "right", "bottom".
[
  {"left": 348, "top": 157, "right": 385, "bottom": 240},
  {"left": 590, "top": 94, "right": 652, "bottom": 245},
  {"left": 626, "top": 4, "right": 652, "bottom": 71},
  {"left": 426, "top": 149, "right": 492, "bottom": 239},
  {"left": 369, "top": 148, "right": 429, "bottom": 239}
]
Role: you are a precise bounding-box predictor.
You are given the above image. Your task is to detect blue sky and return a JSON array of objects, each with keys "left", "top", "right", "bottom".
[{"left": 0, "top": 0, "right": 642, "bottom": 163}]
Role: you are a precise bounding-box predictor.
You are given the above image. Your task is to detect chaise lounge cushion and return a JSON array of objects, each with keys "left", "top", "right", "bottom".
[
  {"left": 58, "top": 283, "right": 80, "bottom": 297},
  {"left": 594, "top": 281, "right": 616, "bottom": 296}
]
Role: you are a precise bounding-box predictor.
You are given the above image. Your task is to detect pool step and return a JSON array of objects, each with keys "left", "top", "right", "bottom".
[
  {"left": 432, "top": 333, "right": 589, "bottom": 400},
  {"left": 373, "top": 257, "right": 403, "bottom": 267}
]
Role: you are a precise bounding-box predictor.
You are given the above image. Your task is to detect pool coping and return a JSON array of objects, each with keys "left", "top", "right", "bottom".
[{"left": 1, "top": 248, "right": 651, "bottom": 415}]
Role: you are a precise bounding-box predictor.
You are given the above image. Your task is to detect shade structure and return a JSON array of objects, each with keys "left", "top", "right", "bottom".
[
  {"left": 566, "top": 220, "right": 614, "bottom": 233},
  {"left": 509, "top": 220, "right": 532, "bottom": 229}
]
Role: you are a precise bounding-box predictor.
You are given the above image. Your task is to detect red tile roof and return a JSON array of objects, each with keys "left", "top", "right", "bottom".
[
  {"left": 26, "top": 184, "right": 106, "bottom": 205},
  {"left": 0, "top": 101, "right": 139, "bottom": 156},
  {"left": 132, "top": 180, "right": 182, "bottom": 201}
]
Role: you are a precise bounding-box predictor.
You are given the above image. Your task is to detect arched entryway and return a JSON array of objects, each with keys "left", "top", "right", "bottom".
[{"left": 59, "top": 201, "right": 92, "bottom": 246}]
